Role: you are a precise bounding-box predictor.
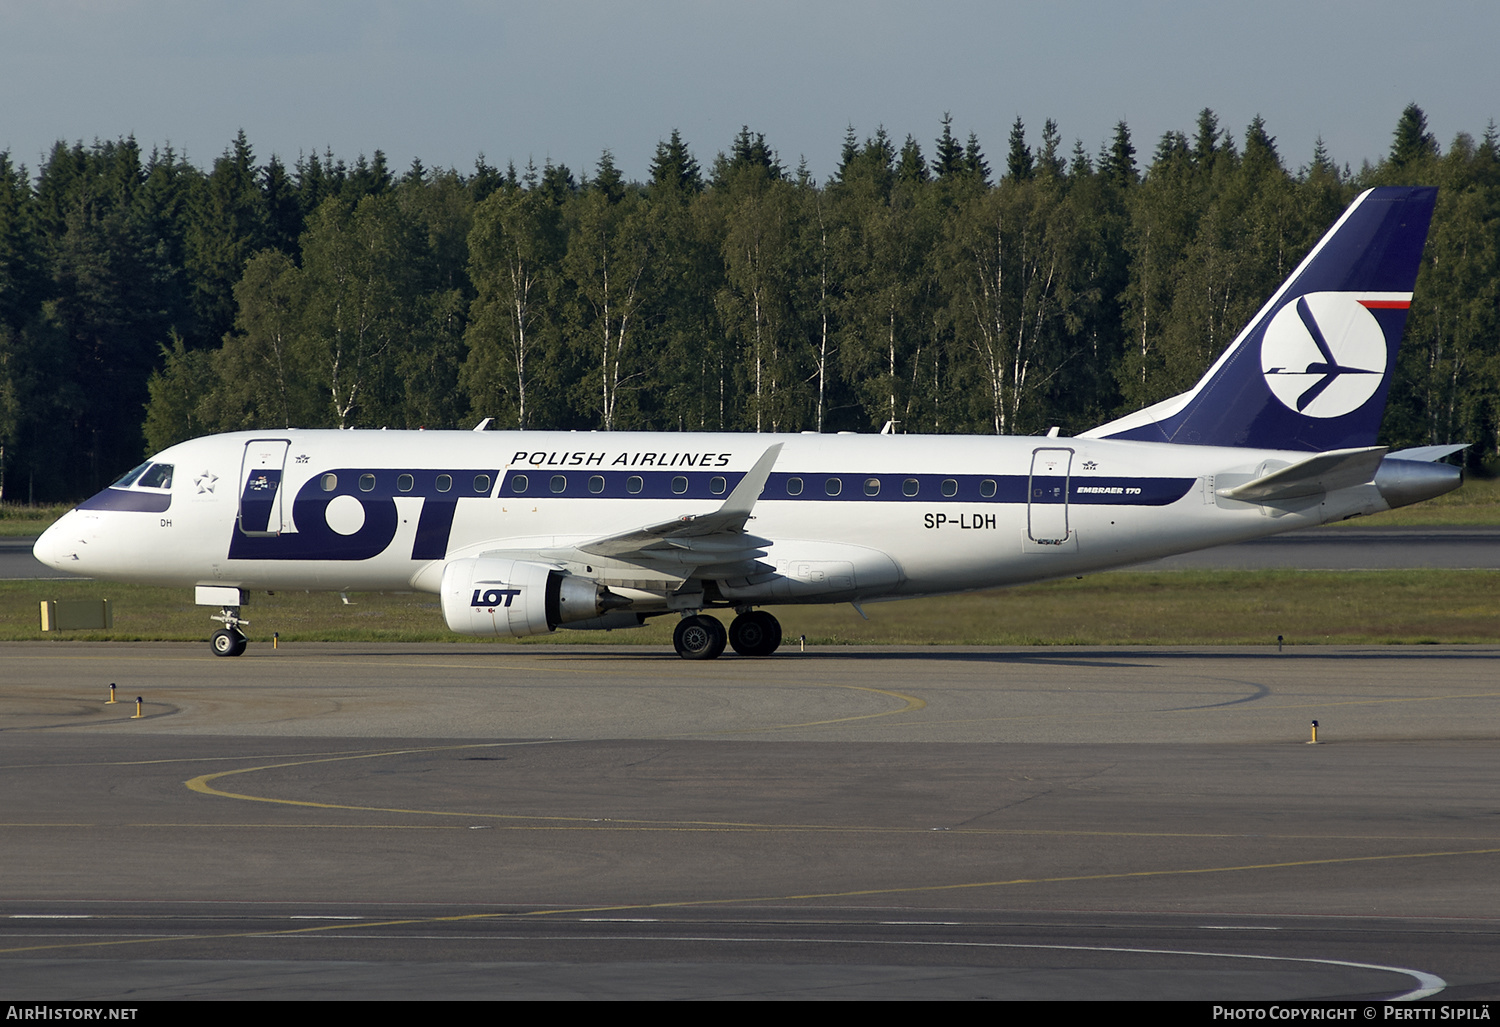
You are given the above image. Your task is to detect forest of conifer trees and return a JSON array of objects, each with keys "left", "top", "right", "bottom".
[{"left": 0, "top": 104, "right": 1494, "bottom": 502}]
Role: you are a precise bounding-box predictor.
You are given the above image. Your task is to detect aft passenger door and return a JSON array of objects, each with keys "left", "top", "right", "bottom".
[
  {"left": 1027, "top": 447, "right": 1073, "bottom": 544},
  {"left": 237, "top": 439, "right": 291, "bottom": 536}
]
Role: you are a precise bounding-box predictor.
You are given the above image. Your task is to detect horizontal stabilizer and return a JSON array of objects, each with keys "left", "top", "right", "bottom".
[
  {"left": 1386, "top": 443, "right": 1468, "bottom": 463},
  {"left": 1217, "top": 447, "right": 1387, "bottom": 503}
]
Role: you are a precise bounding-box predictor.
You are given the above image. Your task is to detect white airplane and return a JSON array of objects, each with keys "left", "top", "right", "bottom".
[{"left": 34, "top": 186, "right": 1462, "bottom": 659}]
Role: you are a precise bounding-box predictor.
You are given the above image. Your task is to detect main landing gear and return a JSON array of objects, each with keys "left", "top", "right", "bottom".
[
  {"left": 729, "top": 609, "right": 781, "bottom": 657},
  {"left": 673, "top": 615, "right": 726, "bottom": 660},
  {"left": 209, "top": 606, "right": 249, "bottom": 657},
  {"left": 672, "top": 610, "right": 783, "bottom": 660}
]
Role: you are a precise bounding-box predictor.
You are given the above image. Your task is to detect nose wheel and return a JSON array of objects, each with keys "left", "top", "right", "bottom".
[
  {"left": 211, "top": 628, "right": 247, "bottom": 657},
  {"left": 209, "top": 605, "right": 249, "bottom": 657}
]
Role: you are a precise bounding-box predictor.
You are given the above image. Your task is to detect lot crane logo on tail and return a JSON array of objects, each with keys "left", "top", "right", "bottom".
[{"left": 1260, "top": 293, "right": 1396, "bottom": 418}]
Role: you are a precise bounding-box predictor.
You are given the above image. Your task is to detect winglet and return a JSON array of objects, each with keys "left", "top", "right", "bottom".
[
  {"left": 576, "top": 444, "right": 783, "bottom": 560},
  {"left": 716, "top": 443, "right": 782, "bottom": 526}
]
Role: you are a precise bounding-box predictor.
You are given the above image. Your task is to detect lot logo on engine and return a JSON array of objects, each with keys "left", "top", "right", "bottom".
[{"left": 471, "top": 587, "right": 521, "bottom": 609}]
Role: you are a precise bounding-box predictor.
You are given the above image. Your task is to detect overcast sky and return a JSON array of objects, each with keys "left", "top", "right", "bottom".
[{"left": 2, "top": 1, "right": 1495, "bottom": 183}]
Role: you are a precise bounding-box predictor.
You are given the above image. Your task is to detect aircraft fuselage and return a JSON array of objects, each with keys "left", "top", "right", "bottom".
[{"left": 35, "top": 428, "right": 1421, "bottom": 605}]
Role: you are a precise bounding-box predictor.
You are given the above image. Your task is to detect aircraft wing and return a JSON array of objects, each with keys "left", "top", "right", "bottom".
[
  {"left": 576, "top": 443, "right": 782, "bottom": 572},
  {"left": 1216, "top": 446, "right": 1387, "bottom": 503}
]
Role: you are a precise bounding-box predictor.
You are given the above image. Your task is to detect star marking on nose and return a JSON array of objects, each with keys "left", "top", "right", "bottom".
[{"left": 195, "top": 472, "right": 218, "bottom": 494}]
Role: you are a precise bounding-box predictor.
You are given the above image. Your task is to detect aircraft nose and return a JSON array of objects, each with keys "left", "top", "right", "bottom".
[{"left": 32, "top": 516, "right": 82, "bottom": 572}]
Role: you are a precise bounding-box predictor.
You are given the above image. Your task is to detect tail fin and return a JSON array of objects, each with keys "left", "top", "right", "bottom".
[{"left": 1083, "top": 186, "right": 1437, "bottom": 451}]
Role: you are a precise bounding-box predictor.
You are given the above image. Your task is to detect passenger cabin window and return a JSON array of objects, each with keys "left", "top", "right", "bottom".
[
  {"left": 320, "top": 473, "right": 338, "bottom": 492},
  {"left": 825, "top": 477, "right": 842, "bottom": 497},
  {"left": 672, "top": 476, "right": 688, "bottom": 495},
  {"left": 550, "top": 475, "right": 566, "bottom": 494},
  {"left": 473, "top": 474, "right": 491, "bottom": 493},
  {"left": 589, "top": 475, "right": 605, "bottom": 494},
  {"left": 627, "top": 476, "right": 643, "bottom": 494},
  {"left": 397, "top": 474, "right": 414, "bottom": 492},
  {"left": 902, "top": 478, "right": 919, "bottom": 497},
  {"left": 980, "top": 479, "right": 996, "bottom": 498},
  {"left": 941, "top": 479, "right": 958, "bottom": 498},
  {"left": 510, "top": 474, "right": 528, "bottom": 493},
  {"left": 864, "top": 478, "right": 880, "bottom": 496},
  {"left": 710, "top": 476, "right": 727, "bottom": 495},
  {"left": 359, "top": 473, "right": 376, "bottom": 492},
  {"left": 436, "top": 474, "right": 452, "bottom": 493},
  {"left": 786, "top": 477, "right": 803, "bottom": 496}
]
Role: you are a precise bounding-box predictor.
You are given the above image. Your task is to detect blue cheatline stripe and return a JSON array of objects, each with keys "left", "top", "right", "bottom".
[
  {"left": 498, "top": 469, "right": 1196, "bottom": 507},
  {"left": 222, "top": 465, "right": 1200, "bottom": 563},
  {"left": 314, "top": 468, "right": 502, "bottom": 500},
  {"left": 502, "top": 469, "right": 748, "bottom": 500},
  {"left": 216, "top": 465, "right": 1192, "bottom": 508}
]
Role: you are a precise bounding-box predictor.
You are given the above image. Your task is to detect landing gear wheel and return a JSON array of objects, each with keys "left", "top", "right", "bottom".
[
  {"left": 211, "top": 629, "right": 247, "bottom": 657},
  {"left": 729, "top": 610, "right": 782, "bottom": 656},
  {"left": 673, "top": 615, "right": 726, "bottom": 660}
]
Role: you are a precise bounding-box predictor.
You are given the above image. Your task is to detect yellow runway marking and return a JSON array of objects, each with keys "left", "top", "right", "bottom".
[
  {"left": 3, "top": 845, "right": 1498, "bottom": 957},
  {"left": 0, "top": 745, "right": 481, "bottom": 772},
  {"left": 179, "top": 746, "right": 1496, "bottom": 840},
  {"left": 698, "top": 683, "right": 926, "bottom": 735},
  {"left": 1, "top": 823, "right": 478, "bottom": 829},
  {"left": 3, "top": 821, "right": 1497, "bottom": 844}
]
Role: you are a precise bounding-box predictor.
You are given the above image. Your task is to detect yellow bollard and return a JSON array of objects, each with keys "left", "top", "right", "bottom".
[
  {"left": 273, "top": 631, "right": 279, "bottom": 650},
  {"left": 1308, "top": 720, "right": 1319, "bottom": 745},
  {"left": 132, "top": 696, "right": 144, "bottom": 720},
  {"left": 105, "top": 683, "right": 117, "bottom": 705}
]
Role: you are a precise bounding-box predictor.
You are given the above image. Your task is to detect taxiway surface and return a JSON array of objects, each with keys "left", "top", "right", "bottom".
[{"left": 2, "top": 642, "right": 1497, "bottom": 1000}]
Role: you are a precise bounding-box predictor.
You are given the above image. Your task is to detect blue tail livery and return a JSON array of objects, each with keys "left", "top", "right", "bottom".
[{"left": 1083, "top": 186, "right": 1437, "bottom": 451}]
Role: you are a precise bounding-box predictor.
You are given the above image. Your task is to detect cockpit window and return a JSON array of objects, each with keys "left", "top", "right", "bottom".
[
  {"left": 138, "top": 463, "right": 174, "bottom": 489},
  {"left": 112, "top": 462, "right": 151, "bottom": 488}
]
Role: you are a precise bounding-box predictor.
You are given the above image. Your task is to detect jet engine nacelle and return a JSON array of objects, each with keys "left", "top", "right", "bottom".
[{"left": 439, "top": 557, "right": 626, "bottom": 637}]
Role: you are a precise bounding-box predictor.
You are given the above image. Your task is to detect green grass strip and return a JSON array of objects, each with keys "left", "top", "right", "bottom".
[{"left": 6, "top": 569, "right": 1498, "bottom": 646}]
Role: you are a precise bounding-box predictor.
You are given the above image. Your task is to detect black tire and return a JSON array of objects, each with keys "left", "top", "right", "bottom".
[
  {"left": 729, "top": 610, "right": 782, "bottom": 657},
  {"left": 211, "top": 629, "right": 246, "bottom": 657},
  {"left": 673, "top": 615, "right": 726, "bottom": 660}
]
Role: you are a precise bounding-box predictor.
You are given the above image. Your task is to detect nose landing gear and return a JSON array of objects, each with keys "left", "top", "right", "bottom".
[
  {"left": 210, "top": 628, "right": 247, "bottom": 657},
  {"left": 209, "top": 605, "right": 249, "bottom": 657}
]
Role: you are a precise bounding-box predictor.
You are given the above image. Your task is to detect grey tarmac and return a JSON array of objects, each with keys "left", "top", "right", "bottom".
[{"left": 1, "top": 642, "right": 1497, "bottom": 1001}]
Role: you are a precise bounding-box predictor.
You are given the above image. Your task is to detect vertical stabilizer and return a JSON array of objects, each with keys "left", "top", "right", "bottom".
[{"left": 1083, "top": 186, "right": 1437, "bottom": 451}]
